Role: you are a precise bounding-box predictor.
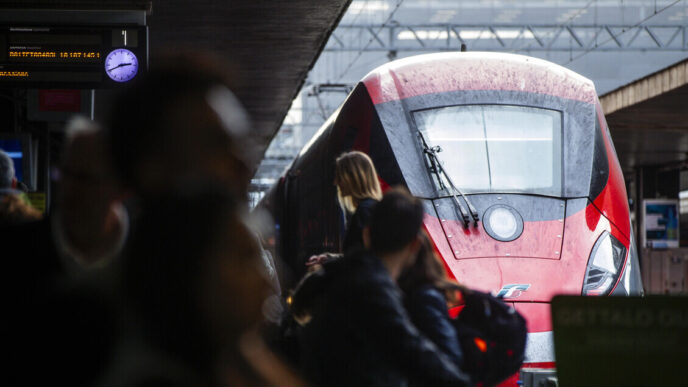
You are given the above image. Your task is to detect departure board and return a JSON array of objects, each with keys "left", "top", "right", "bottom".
[{"left": 0, "top": 26, "right": 147, "bottom": 88}]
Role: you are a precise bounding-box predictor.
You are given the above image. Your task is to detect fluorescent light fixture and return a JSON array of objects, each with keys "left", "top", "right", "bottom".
[
  {"left": 398, "top": 30, "right": 450, "bottom": 40},
  {"left": 348, "top": 0, "right": 390, "bottom": 15},
  {"left": 430, "top": 10, "right": 456, "bottom": 23},
  {"left": 556, "top": 8, "right": 588, "bottom": 23}
]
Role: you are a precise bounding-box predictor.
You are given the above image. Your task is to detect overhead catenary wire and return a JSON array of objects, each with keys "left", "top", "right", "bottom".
[
  {"left": 342, "top": 0, "right": 370, "bottom": 70},
  {"left": 510, "top": 0, "right": 597, "bottom": 53},
  {"left": 562, "top": 0, "right": 685, "bottom": 65},
  {"left": 336, "top": 0, "right": 405, "bottom": 82}
]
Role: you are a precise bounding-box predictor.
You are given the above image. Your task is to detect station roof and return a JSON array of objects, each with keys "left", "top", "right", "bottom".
[
  {"left": 600, "top": 58, "right": 688, "bottom": 173},
  {"left": 0, "top": 0, "right": 352, "bottom": 168}
]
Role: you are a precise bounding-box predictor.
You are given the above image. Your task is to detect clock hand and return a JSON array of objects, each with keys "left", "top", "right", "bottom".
[{"left": 107, "top": 62, "right": 132, "bottom": 72}]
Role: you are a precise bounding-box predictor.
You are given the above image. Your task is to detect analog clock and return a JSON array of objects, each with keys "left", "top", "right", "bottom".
[{"left": 105, "top": 48, "right": 139, "bottom": 82}]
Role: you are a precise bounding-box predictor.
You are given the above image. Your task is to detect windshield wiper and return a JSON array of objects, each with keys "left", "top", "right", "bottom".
[{"left": 417, "top": 132, "right": 480, "bottom": 228}]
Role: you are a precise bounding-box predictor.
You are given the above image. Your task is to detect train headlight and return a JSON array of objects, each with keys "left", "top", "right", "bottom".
[
  {"left": 582, "top": 231, "right": 627, "bottom": 296},
  {"left": 483, "top": 205, "right": 523, "bottom": 242}
]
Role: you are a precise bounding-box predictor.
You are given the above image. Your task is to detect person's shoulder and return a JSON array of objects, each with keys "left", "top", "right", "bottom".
[
  {"left": 358, "top": 198, "right": 378, "bottom": 212},
  {"left": 330, "top": 250, "right": 389, "bottom": 288},
  {"left": 408, "top": 285, "right": 447, "bottom": 308},
  {"left": 345, "top": 249, "right": 382, "bottom": 271},
  {"left": 414, "top": 284, "right": 444, "bottom": 298}
]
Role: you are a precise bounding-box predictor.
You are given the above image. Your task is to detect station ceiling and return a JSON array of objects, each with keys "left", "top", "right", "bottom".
[{"left": 1, "top": 0, "right": 352, "bottom": 167}]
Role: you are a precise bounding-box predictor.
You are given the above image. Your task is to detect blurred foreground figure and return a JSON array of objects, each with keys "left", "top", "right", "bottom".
[
  {"left": 106, "top": 52, "right": 252, "bottom": 202},
  {"left": 1, "top": 117, "right": 126, "bottom": 275},
  {"left": 3, "top": 118, "right": 125, "bottom": 385},
  {"left": 0, "top": 148, "right": 41, "bottom": 226},
  {"left": 102, "top": 189, "right": 303, "bottom": 387},
  {"left": 298, "top": 188, "right": 471, "bottom": 386},
  {"left": 99, "top": 52, "right": 298, "bottom": 386},
  {"left": 55, "top": 117, "right": 128, "bottom": 269}
]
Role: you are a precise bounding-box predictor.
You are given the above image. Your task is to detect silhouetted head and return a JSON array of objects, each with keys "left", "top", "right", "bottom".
[
  {"left": 57, "top": 118, "right": 122, "bottom": 245},
  {"left": 334, "top": 151, "right": 382, "bottom": 213},
  {"left": 0, "top": 149, "right": 16, "bottom": 189},
  {"left": 107, "top": 52, "right": 251, "bottom": 201},
  {"left": 398, "top": 231, "right": 461, "bottom": 303},
  {"left": 367, "top": 188, "right": 423, "bottom": 255}
]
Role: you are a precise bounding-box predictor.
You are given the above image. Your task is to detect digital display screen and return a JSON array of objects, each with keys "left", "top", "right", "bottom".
[
  {"left": 643, "top": 199, "right": 679, "bottom": 248},
  {"left": 9, "top": 50, "right": 102, "bottom": 61},
  {"left": 0, "top": 26, "right": 147, "bottom": 88}
]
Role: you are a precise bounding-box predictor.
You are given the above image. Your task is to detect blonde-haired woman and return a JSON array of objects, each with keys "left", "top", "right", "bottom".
[
  {"left": 306, "top": 151, "right": 382, "bottom": 268},
  {"left": 334, "top": 150, "right": 383, "bottom": 251}
]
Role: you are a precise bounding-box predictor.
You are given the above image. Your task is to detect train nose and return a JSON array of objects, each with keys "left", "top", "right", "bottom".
[{"left": 430, "top": 195, "right": 566, "bottom": 260}]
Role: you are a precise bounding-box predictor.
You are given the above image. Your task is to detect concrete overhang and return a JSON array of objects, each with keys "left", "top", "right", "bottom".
[{"left": 600, "top": 58, "right": 688, "bottom": 174}]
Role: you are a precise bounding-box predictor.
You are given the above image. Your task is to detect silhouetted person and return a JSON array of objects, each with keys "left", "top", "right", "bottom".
[
  {"left": 306, "top": 150, "right": 382, "bottom": 268},
  {"left": 0, "top": 116, "right": 126, "bottom": 292},
  {"left": 298, "top": 188, "right": 471, "bottom": 386},
  {"left": 2, "top": 118, "right": 126, "bottom": 386},
  {"left": 398, "top": 232, "right": 463, "bottom": 368},
  {"left": 98, "top": 52, "right": 299, "bottom": 386},
  {"left": 53, "top": 117, "right": 128, "bottom": 269},
  {"left": 335, "top": 151, "right": 382, "bottom": 252},
  {"left": 0, "top": 148, "right": 41, "bottom": 226},
  {"left": 101, "top": 189, "right": 303, "bottom": 387},
  {"left": 1, "top": 117, "right": 127, "bottom": 278},
  {"left": 106, "top": 52, "right": 252, "bottom": 203}
]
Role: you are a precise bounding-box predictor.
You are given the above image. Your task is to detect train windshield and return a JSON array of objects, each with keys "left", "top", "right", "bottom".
[{"left": 414, "top": 105, "right": 562, "bottom": 196}]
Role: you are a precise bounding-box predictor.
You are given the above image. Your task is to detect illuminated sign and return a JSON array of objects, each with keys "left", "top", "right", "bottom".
[
  {"left": 0, "top": 26, "right": 147, "bottom": 88},
  {"left": 0, "top": 71, "right": 29, "bottom": 77},
  {"left": 642, "top": 199, "right": 679, "bottom": 248},
  {"left": 9, "top": 50, "right": 101, "bottom": 60}
]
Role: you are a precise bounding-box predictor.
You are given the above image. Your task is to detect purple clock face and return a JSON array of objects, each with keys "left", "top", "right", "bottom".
[{"left": 105, "top": 48, "right": 139, "bottom": 82}]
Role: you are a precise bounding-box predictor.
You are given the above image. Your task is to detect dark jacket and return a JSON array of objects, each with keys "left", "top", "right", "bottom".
[
  {"left": 1, "top": 218, "right": 116, "bottom": 387},
  {"left": 299, "top": 250, "right": 471, "bottom": 387},
  {"left": 405, "top": 285, "right": 463, "bottom": 367},
  {"left": 342, "top": 198, "right": 377, "bottom": 252}
]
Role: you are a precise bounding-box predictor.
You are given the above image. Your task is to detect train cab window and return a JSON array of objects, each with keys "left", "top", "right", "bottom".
[{"left": 414, "top": 105, "right": 562, "bottom": 197}]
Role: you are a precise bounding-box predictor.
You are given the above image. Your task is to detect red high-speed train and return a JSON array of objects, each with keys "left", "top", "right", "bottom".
[{"left": 261, "top": 52, "right": 643, "bottom": 384}]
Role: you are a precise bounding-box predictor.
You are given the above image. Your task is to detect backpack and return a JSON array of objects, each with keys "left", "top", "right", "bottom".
[{"left": 452, "top": 286, "right": 528, "bottom": 387}]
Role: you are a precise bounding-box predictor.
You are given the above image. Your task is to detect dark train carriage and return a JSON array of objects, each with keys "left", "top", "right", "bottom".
[{"left": 263, "top": 81, "right": 407, "bottom": 274}]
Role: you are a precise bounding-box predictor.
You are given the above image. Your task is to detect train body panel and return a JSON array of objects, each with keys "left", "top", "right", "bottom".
[
  {"left": 260, "top": 52, "right": 643, "bottom": 382},
  {"left": 592, "top": 101, "right": 632, "bottom": 239},
  {"left": 361, "top": 52, "right": 597, "bottom": 105},
  {"left": 440, "top": 199, "right": 631, "bottom": 304},
  {"left": 430, "top": 194, "right": 566, "bottom": 260}
]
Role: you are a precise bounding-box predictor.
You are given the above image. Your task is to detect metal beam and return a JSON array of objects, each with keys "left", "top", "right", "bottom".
[{"left": 324, "top": 24, "right": 688, "bottom": 53}]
